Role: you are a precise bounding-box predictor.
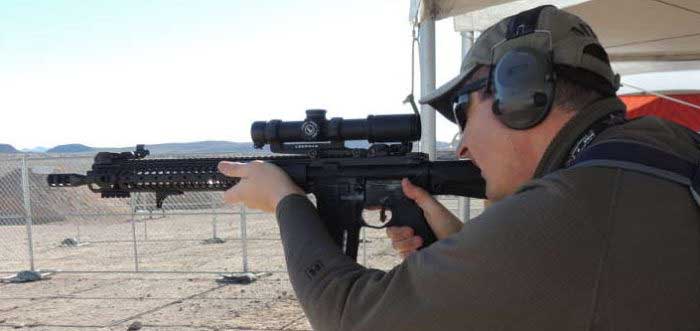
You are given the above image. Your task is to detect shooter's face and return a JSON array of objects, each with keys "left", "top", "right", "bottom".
[{"left": 455, "top": 90, "right": 537, "bottom": 202}]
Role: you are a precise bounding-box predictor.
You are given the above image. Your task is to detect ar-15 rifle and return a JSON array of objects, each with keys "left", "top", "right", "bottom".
[{"left": 47, "top": 110, "right": 485, "bottom": 259}]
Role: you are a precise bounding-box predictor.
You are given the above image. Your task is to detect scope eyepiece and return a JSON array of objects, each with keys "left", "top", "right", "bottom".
[{"left": 251, "top": 109, "right": 421, "bottom": 149}]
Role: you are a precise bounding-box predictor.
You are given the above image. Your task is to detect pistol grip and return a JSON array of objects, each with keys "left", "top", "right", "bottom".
[{"left": 384, "top": 196, "right": 438, "bottom": 249}]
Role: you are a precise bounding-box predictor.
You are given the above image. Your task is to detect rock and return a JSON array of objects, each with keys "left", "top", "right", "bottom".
[
  {"left": 60, "top": 238, "right": 80, "bottom": 247},
  {"left": 15, "top": 271, "right": 42, "bottom": 282},
  {"left": 216, "top": 273, "right": 257, "bottom": 285},
  {"left": 127, "top": 321, "right": 142, "bottom": 330}
]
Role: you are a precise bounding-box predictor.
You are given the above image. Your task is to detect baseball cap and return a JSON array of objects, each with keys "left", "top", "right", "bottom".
[{"left": 420, "top": 5, "right": 620, "bottom": 124}]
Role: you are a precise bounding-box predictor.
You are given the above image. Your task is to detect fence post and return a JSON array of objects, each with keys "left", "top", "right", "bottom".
[
  {"left": 21, "top": 154, "right": 36, "bottom": 272},
  {"left": 211, "top": 194, "right": 218, "bottom": 240},
  {"left": 129, "top": 194, "right": 140, "bottom": 272},
  {"left": 240, "top": 204, "right": 249, "bottom": 273},
  {"left": 361, "top": 227, "right": 367, "bottom": 267},
  {"left": 458, "top": 197, "right": 471, "bottom": 222}
]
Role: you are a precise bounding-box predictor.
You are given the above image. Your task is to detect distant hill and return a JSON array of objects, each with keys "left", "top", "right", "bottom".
[
  {"left": 20, "top": 146, "right": 49, "bottom": 153},
  {"left": 0, "top": 144, "right": 19, "bottom": 153},
  {"left": 47, "top": 144, "right": 94, "bottom": 153},
  {"left": 96, "top": 141, "right": 261, "bottom": 155},
  {"left": 40, "top": 140, "right": 454, "bottom": 155}
]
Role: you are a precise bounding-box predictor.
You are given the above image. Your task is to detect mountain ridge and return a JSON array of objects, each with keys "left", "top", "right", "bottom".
[
  {"left": 0, "top": 144, "right": 19, "bottom": 153},
  {"left": 15, "top": 140, "right": 454, "bottom": 155}
]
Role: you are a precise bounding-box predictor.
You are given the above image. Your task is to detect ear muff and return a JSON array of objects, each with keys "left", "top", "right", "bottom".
[{"left": 491, "top": 47, "right": 555, "bottom": 130}]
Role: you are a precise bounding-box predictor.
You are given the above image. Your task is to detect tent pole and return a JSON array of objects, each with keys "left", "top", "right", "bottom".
[
  {"left": 457, "top": 30, "right": 476, "bottom": 222},
  {"left": 419, "top": 20, "right": 436, "bottom": 161},
  {"left": 621, "top": 82, "right": 700, "bottom": 110}
]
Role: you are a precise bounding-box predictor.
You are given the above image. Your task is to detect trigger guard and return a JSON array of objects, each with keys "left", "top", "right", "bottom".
[{"left": 361, "top": 199, "right": 393, "bottom": 230}]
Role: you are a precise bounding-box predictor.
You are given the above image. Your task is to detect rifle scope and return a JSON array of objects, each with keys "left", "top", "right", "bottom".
[{"left": 251, "top": 109, "right": 421, "bottom": 148}]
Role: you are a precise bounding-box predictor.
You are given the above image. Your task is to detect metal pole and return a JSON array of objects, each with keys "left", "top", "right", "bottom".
[
  {"left": 419, "top": 19, "right": 436, "bottom": 161},
  {"left": 129, "top": 194, "right": 140, "bottom": 272},
  {"left": 460, "top": 31, "right": 475, "bottom": 59},
  {"left": 240, "top": 204, "right": 249, "bottom": 273},
  {"left": 211, "top": 194, "right": 218, "bottom": 239},
  {"left": 141, "top": 195, "right": 149, "bottom": 241},
  {"left": 21, "top": 155, "right": 36, "bottom": 271},
  {"left": 361, "top": 227, "right": 368, "bottom": 267},
  {"left": 143, "top": 214, "right": 148, "bottom": 241},
  {"left": 457, "top": 31, "right": 476, "bottom": 222}
]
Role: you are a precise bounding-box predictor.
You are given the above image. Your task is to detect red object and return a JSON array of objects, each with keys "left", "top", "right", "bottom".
[{"left": 621, "top": 93, "right": 700, "bottom": 132}]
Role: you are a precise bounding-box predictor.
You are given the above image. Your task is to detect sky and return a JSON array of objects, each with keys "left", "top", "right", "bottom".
[{"left": 2, "top": 0, "right": 699, "bottom": 150}]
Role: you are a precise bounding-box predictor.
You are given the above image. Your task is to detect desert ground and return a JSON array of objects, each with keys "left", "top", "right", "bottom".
[{"left": 1, "top": 196, "right": 484, "bottom": 330}]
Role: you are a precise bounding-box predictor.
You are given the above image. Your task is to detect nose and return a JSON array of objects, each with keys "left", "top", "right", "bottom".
[{"left": 455, "top": 134, "right": 472, "bottom": 160}]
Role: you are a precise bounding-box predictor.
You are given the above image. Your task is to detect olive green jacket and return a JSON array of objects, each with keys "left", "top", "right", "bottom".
[{"left": 275, "top": 97, "right": 700, "bottom": 330}]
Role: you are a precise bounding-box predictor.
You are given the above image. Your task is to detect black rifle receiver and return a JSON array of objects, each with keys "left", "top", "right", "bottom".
[{"left": 48, "top": 110, "right": 485, "bottom": 259}]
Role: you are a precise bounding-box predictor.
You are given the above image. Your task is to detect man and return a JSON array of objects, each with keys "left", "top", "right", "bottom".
[{"left": 218, "top": 5, "right": 700, "bottom": 330}]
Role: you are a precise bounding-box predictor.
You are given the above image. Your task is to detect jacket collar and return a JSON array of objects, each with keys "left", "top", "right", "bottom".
[{"left": 533, "top": 97, "right": 627, "bottom": 178}]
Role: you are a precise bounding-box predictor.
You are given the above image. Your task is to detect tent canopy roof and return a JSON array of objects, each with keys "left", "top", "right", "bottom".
[{"left": 417, "top": 0, "right": 700, "bottom": 75}]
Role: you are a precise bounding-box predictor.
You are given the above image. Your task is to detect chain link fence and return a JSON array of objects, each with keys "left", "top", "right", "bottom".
[{"left": 1, "top": 153, "right": 484, "bottom": 277}]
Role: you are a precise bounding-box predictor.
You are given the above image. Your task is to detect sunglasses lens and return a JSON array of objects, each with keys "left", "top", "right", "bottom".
[
  {"left": 453, "top": 95, "right": 469, "bottom": 131},
  {"left": 452, "top": 78, "right": 487, "bottom": 132}
]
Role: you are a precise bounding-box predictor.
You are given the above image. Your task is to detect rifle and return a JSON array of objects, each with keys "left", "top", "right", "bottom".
[{"left": 47, "top": 110, "right": 485, "bottom": 259}]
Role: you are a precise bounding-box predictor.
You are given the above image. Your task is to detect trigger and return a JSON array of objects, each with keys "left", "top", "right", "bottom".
[{"left": 380, "top": 205, "right": 387, "bottom": 223}]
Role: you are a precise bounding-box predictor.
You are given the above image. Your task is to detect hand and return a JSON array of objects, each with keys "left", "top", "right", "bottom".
[
  {"left": 386, "top": 178, "right": 463, "bottom": 259},
  {"left": 386, "top": 226, "right": 423, "bottom": 259},
  {"left": 218, "top": 161, "right": 305, "bottom": 212}
]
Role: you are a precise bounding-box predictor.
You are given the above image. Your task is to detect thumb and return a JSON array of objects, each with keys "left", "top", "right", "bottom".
[
  {"left": 401, "top": 178, "right": 434, "bottom": 208},
  {"left": 218, "top": 161, "right": 248, "bottom": 178}
]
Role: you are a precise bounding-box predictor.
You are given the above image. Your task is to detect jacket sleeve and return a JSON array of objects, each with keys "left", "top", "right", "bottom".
[{"left": 275, "top": 179, "right": 606, "bottom": 331}]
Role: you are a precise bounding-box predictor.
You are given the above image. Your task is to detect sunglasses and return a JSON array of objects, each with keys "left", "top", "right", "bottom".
[{"left": 452, "top": 77, "right": 488, "bottom": 131}]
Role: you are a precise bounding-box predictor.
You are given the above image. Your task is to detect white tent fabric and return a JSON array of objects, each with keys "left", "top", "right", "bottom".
[
  {"left": 565, "top": 0, "right": 700, "bottom": 74},
  {"left": 417, "top": 0, "right": 588, "bottom": 22},
  {"left": 417, "top": 0, "right": 514, "bottom": 22},
  {"left": 451, "top": 0, "right": 590, "bottom": 30},
  {"left": 420, "top": 0, "right": 700, "bottom": 75}
]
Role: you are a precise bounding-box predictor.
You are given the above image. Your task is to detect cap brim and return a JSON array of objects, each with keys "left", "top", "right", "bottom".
[{"left": 418, "top": 66, "right": 474, "bottom": 123}]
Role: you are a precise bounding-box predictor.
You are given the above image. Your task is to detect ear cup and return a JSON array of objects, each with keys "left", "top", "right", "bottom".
[{"left": 491, "top": 47, "right": 555, "bottom": 130}]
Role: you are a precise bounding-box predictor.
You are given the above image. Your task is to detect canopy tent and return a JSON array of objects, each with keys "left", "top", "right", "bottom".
[
  {"left": 622, "top": 92, "right": 700, "bottom": 131},
  {"left": 422, "top": 0, "right": 700, "bottom": 75}
]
